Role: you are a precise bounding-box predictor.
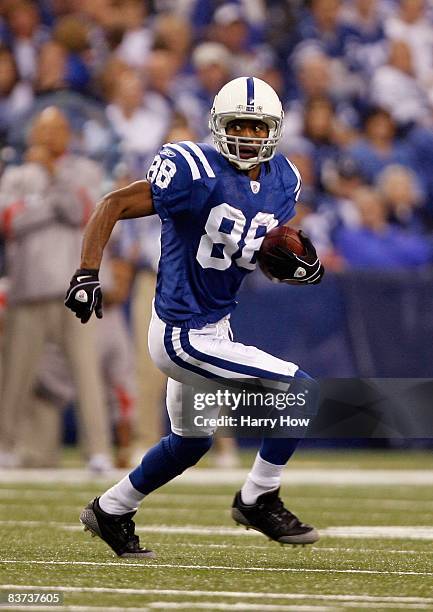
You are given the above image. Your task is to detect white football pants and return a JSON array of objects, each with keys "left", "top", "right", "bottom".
[{"left": 148, "top": 305, "right": 299, "bottom": 436}]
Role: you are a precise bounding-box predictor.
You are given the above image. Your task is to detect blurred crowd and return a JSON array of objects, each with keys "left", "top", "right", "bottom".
[
  {"left": 0, "top": 0, "right": 432, "bottom": 271},
  {"left": 1, "top": 0, "right": 433, "bottom": 468}
]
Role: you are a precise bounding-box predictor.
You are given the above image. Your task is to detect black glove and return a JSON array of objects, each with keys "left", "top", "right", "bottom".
[
  {"left": 265, "top": 231, "right": 325, "bottom": 285},
  {"left": 64, "top": 268, "right": 103, "bottom": 323}
]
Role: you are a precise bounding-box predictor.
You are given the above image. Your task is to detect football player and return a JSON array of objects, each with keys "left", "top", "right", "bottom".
[{"left": 65, "top": 77, "right": 324, "bottom": 558}]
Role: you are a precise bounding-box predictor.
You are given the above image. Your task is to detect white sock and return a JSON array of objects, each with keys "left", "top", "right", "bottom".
[
  {"left": 241, "top": 452, "right": 284, "bottom": 505},
  {"left": 99, "top": 475, "right": 145, "bottom": 515}
]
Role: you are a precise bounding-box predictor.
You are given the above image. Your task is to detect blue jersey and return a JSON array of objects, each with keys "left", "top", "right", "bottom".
[{"left": 147, "top": 141, "right": 301, "bottom": 328}]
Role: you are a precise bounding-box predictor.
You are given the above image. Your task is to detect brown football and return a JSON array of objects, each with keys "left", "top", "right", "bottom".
[{"left": 257, "top": 226, "right": 305, "bottom": 279}]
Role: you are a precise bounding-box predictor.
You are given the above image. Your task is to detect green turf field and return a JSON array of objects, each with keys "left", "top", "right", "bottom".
[{"left": 1, "top": 450, "right": 433, "bottom": 611}]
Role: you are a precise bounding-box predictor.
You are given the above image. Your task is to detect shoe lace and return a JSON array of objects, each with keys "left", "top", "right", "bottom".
[
  {"left": 119, "top": 517, "right": 140, "bottom": 546},
  {"left": 259, "top": 496, "right": 298, "bottom": 526}
]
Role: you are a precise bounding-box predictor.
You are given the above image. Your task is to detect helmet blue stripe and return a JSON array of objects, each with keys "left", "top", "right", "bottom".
[{"left": 246, "top": 77, "right": 255, "bottom": 106}]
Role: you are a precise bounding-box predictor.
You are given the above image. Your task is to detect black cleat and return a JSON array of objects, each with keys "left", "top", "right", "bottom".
[
  {"left": 231, "top": 488, "right": 319, "bottom": 545},
  {"left": 80, "top": 497, "right": 156, "bottom": 558}
]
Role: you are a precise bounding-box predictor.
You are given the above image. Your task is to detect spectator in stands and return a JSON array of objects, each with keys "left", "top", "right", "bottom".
[
  {"left": 0, "top": 107, "right": 112, "bottom": 470},
  {"left": 405, "top": 123, "right": 433, "bottom": 217},
  {"left": 333, "top": 186, "right": 433, "bottom": 269},
  {"left": 0, "top": 46, "right": 33, "bottom": 146},
  {"left": 324, "top": 153, "right": 365, "bottom": 202},
  {"left": 165, "top": 119, "right": 198, "bottom": 145},
  {"left": 66, "top": 0, "right": 122, "bottom": 76},
  {"left": 340, "top": 0, "right": 387, "bottom": 80},
  {"left": 257, "top": 64, "right": 286, "bottom": 102},
  {"left": 153, "top": 13, "right": 192, "bottom": 74},
  {"left": 282, "top": 45, "right": 361, "bottom": 144},
  {"left": 279, "top": 140, "right": 320, "bottom": 211},
  {"left": 300, "top": 154, "right": 365, "bottom": 269},
  {"left": 145, "top": 48, "right": 180, "bottom": 109},
  {"left": 296, "top": 95, "right": 344, "bottom": 194},
  {"left": 3, "top": 0, "right": 50, "bottom": 82},
  {"left": 376, "top": 164, "right": 429, "bottom": 232},
  {"left": 114, "top": 0, "right": 152, "bottom": 70},
  {"left": 293, "top": 44, "right": 337, "bottom": 98},
  {"left": 176, "top": 42, "right": 233, "bottom": 141},
  {"left": 8, "top": 40, "right": 114, "bottom": 162},
  {"left": 106, "top": 68, "right": 170, "bottom": 175},
  {"left": 33, "top": 40, "right": 67, "bottom": 94},
  {"left": 346, "top": 106, "right": 413, "bottom": 183},
  {"left": 52, "top": 15, "right": 92, "bottom": 94},
  {"left": 98, "top": 56, "right": 131, "bottom": 102},
  {"left": 210, "top": 3, "right": 274, "bottom": 77},
  {"left": 0, "top": 1, "right": 11, "bottom": 33},
  {"left": 297, "top": 0, "right": 349, "bottom": 59},
  {"left": 370, "top": 39, "right": 431, "bottom": 127},
  {"left": 384, "top": 0, "right": 433, "bottom": 91},
  {"left": 262, "top": 0, "right": 298, "bottom": 60}
]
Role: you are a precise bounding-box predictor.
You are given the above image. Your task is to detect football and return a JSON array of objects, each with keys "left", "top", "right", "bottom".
[
  {"left": 257, "top": 226, "right": 305, "bottom": 280},
  {"left": 261, "top": 226, "right": 306, "bottom": 256}
]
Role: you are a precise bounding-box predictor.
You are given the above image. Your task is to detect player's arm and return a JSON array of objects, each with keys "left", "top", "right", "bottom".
[
  {"left": 81, "top": 180, "right": 154, "bottom": 269},
  {"left": 65, "top": 180, "right": 154, "bottom": 323}
]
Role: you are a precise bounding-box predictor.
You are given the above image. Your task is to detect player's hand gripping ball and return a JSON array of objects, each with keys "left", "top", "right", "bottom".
[{"left": 257, "top": 227, "right": 324, "bottom": 285}]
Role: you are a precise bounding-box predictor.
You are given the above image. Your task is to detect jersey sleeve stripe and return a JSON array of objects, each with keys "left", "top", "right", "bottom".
[
  {"left": 284, "top": 157, "right": 302, "bottom": 195},
  {"left": 182, "top": 141, "right": 216, "bottom": 178},
  {"left": 166, "top": 143, "right": 201, "bottom": 180}
]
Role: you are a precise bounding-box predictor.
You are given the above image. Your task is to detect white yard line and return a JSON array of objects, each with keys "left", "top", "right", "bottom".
[
  {"left": 0, "top": 503, "right": 196, "bottom": 516},
  {"left": 147, "top": 603, "right": 426, "bottom": 611},
  {"left": 5, "top": 519, "right": 433, "bottom": 541},
  {"left": 148, "top": 604, "right": 334, "bottom": 611},
  {"left": 1, "top": 601, "right": 330, "bottom": 612},
  {"left": 1, "top": 521, "right": 254, "bottom": 535},
  {"left": 323, "top": 526, "right": 433, "bottom": 540},
  {"left": 332, "top": 605, "right": 427, "bottom": 610},
  {"left": 1, "top": 559, "right": 433, "bottom": 576},
  {"left": 2, "top": 468, "right": 433, "bottom": 485},
  {"left": 307, "top": 545, "right": 433, "bottom": 555},
  {"left": 4, "top": 496, "right": 433, "bottom": 513},
  {"left": 1, "top": 585, "right": 433, "bottom": 605},
  {"left": 2, "top": 487, "right": 433, "bottom": 510},
  {"left": 139, "top": 542, "right": 433, "bottom": 555},
  {"left": 0, "top": 604, "right": 426, "bottom": 612},
  {"left": 0, "top": 489, "right": 229, "bottom": 502},
  {"left": 0, "top": 604, "right": 427, "bottom": 612},
  {"left": 0, "top": 608, "right": 152, "bottom": 612}
]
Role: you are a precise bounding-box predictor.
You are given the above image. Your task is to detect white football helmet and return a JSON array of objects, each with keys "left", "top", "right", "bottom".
[{"left": 209, "top": 76, "right": 284, "bottom": 171}]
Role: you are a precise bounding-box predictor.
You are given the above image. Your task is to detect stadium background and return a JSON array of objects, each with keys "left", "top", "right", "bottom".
[{"left": 2, "top": 0, "right": 433, "bottom": 459}]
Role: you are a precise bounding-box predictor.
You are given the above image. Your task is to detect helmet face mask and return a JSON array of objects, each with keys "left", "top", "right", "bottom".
[{"left": 210, "top": 77, "right": 284, "bottom": 171}]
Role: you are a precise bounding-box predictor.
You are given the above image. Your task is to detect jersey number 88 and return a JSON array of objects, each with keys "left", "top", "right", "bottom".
[
  {"left": 197, "top": 203, "right": 278, "bottom": 271},
  {"left": 147, "top": 157, "right": 278, "bottom": 272}
]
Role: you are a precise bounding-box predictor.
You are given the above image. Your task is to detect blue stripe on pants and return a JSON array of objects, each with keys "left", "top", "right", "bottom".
[
  {"left": 180, "top": 328, "right": 296, "bottom": 383},
  {"left": 163, "top": 324, "right": 216, "bottom": 379}
]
